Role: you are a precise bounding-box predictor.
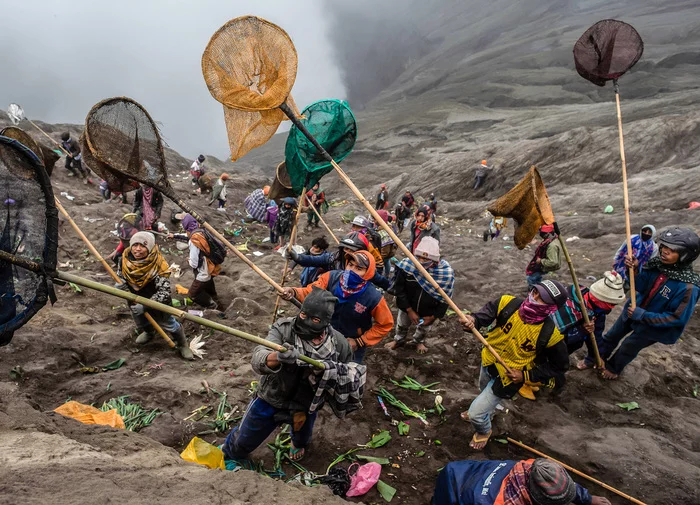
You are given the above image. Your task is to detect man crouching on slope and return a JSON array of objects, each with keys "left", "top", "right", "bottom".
[{"left": 459, "top": 280, "right": 569, "bottom": 450}]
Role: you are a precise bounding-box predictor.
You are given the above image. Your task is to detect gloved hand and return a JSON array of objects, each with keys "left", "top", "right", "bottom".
[
  {"left": 130, "top": 303, "right": 145, "bottom": 316},
  {"left": 277, "top": 348, "right": 300, "bottom": 364},
  {"left": 286, "top": 246, "right": 300, "bottom": 262},
  {"left": 630, "top": 307, "right": 646, "bottom": 321}
]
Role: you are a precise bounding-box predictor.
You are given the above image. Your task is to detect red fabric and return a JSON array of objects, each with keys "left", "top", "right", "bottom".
[
  {"left": 494, "top": 459, "right": 535, "bottom": 505},
  {"left": 640, "top": 274, "right": 668, "bottom": 308}
]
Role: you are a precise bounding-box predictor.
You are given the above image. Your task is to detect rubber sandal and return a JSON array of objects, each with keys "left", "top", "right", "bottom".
[
  {"left": 289, "top": 446, "right": 305, "bottom": 462},
  {"left": 469, "top": 431, "right": 492, "bottom": 450}
]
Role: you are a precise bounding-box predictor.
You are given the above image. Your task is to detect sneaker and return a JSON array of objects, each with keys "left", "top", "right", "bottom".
[
  {"left": 216, "top": 207, "right": 226, "bottom": 212},
  {"left": 66, "top": 172, "right": 75, "bottom": 177}
]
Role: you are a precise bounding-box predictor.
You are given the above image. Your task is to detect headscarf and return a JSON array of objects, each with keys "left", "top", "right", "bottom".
[
  {"left": 334, "top": 251, "right": 375, "bottom": 302},
  {"left": 181, "top": 214, "right": 198, "bottom": 233},
  {"left": 612, "top": 224, "right": 658, "bottom": 279},
  {"left": 120, "top": 244, "right": 170, "bottom": 291}
]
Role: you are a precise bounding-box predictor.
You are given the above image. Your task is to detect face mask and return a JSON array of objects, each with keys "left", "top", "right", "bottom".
[
  {"left": 293, "top": 315, "right": 326, "bottom": 341},
  {"left": 641, "top": 233, "right": 652, "bottom": 242}
]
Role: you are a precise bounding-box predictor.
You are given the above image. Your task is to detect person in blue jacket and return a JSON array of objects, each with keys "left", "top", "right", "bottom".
[
  {"left": 599, "top": 227, "right": 700, "bottom": 380},
  {"left": 297, "top": 236, "right": 330, "bottom": 287},
  {"left": 287, "top": 231, "right": 391, "bottom": 290},
  {"left": 433, "top": 458, "right": 610, "bottom": 505}
]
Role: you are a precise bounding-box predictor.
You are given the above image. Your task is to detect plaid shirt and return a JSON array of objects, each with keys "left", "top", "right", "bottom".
[
  {"left": 395, "top": 258, "right": 454, "bottom": 303},
  {"left": 307, "top": 360, "right": 367, "bottom": 418},
  {"left": 244, "top": 189, "right": 267, "bottom": 222}
]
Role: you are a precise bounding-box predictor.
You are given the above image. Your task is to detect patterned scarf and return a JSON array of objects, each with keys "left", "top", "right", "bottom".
[
  {"left": 395, "top": 258, "right": 454, "bottom": 303},
  {"left": 334, "top": 270, "right": 369, "bottom": 302},
  {"left": 643, "top": 257, "right": 700, "bottom": 286},
  {"left": 141, "top": 186, "right": 156, "bottom": 230},
  {"left": 501, "top": 460, "right": 534, "bottom": 505},
  {"left": 613, "top": 233, "right": 657, "bottom": 279},
  {"left": 120, "top": 245, "right": 170, "bottom": 291},
  {"left": 526, "top": 236, "right": 554, "bottom": 275},
  {"left": 518, "top": 292, "right": 558, "bottom": 324}
]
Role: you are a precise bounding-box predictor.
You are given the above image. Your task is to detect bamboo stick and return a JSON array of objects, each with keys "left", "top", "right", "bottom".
[{"left": 305, "top": 194, "right": 340, "bottom": 244}]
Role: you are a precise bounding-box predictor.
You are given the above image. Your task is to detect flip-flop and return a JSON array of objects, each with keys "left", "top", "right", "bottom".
[
  {"left": 289, "top": 446, "right": 305, "bottom": 462},
  {"left": 469, "top": 431, "right": 492, "bottom": 450}
]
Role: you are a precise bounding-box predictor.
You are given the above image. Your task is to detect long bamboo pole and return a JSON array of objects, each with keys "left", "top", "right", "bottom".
[
  {"left": 23, "top": 117, "right": 71, "bottom": 157},
  {"left": 614, "top": 80, "right": 636, "bottom": 309},
  {"left": 54, "top": 198, "right": 175, "bottom": 348},
  {"left": 506, "top": 437, "right": 647, "bottom": 505},
  {"left": 0, "top": 250, "right": 322, "bottom": 369},
  {"left": 279, "top": 102, "right": 512, "bottom": 372},
  {"left": 305, "top": 194, "right": 340, "bottom": 244}
]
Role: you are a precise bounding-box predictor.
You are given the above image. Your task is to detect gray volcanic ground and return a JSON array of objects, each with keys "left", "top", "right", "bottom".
[{"left": 2, "top": 1, "right": 700, "bottom": 504}]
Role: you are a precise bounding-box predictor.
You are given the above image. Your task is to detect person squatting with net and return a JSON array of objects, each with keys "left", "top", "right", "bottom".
[
  {"left": 385, "top": 237, "right": 453, "bottom": 355},
  {"left": 221, "top": 287, "right": 364, "bottom": 467},
  {"left": 282, "top": 250, "right": 394, "bottom": 364},
  {"left": 117, "top": 231, "right": 193, "bottom": 360},
  {"left": 459, "top": 280, "right": 569, "bottom": 450},
  {"left": 60, "top": 132, "right": 89, "bottom": 183}
]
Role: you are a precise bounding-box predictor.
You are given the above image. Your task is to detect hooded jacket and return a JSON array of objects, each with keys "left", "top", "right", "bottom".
[
  {"left": 293, "top": 249, "right": 391, "bottom": 290},
  {"left": 612, "top": 224, "right": 658, "bottom": 280}
]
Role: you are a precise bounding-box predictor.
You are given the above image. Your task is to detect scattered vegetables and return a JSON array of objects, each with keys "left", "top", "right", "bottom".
[
  {"left": 100, "top": 396, "right": 159, "bottom": 431},
  {"left": 326, "top": 430, "right": 392, "bottom": 473},
  {"left": 377, "top": 479, "right": 397, "bottom": 502},
  {"left": 101, "top": 358, "right": 126, "bottom": 371},
  {"left": 398, "top": 421, "right": 410, "bottom": 436},
  {"left": 616, "top": 401, "right": 640, "bottom": 411},
  {"left": 356, "top": 454, "right": 390, "bottom": 465},
  {"left": 377, "top": 387, "right": 429, "bottom": 425},
  {"left": 390, "top": 375, "right": 441, "bottom": 394}
]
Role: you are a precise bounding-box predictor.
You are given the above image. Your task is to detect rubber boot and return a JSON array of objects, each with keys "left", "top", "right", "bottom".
[
  {"left": 135, "top": 331, "right": 154, "bottom": 344},
  {"left": 518, "top": 384, "right": 538, "bottom": 401},
  {"left": 172, "top": 326, "right": 194, "bottom": 360}
]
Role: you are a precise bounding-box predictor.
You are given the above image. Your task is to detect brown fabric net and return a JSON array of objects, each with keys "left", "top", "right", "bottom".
[
  {"left": 574, "top": 19, "right": 643, "bottom": 87},
  {"left": 202, "top": 16, "right": 301, "bottom": 161},
  {"left": 80, "top": 134, "right": 139, "bottom": 194},
  {"left": 84, "top": 97, "right": 168, "bottom": 191},
  {"left": 487, "top": 166, "right": 554, "bottom": 249},
  {"left": 268, "top": 161, "right": 297, "bottom": 203}
]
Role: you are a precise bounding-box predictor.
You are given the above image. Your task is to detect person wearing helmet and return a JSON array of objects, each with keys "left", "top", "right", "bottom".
[
  {"left": 351, "top": 215, "right": 384, "bottom": 270},
  {"left": 376, "top": 184, "right": 389, "bottom": 210},
  {"left": 408, "top": 205, "right": 440, "bottom": 254},
  {"left": 209, "top": 173, "right": 230, "bottom": 211},
  {"left": 526, "top": 224, "right": 562, "bottom": 290},
  {"left": 244, "top": 185, "right": 270, "bottom": 223},
  {"left": 282, "top": 250, "right": 394, "bottom": 364},
  {"left": 60, "top": 132, "right": 89, "bottom": 183},
  {"left": 474, "top": 159, "right": 490, "bottom": 190},
  {"left": 599, "top": 227, "right": 700, "bottom": 380},
  {"left": 287, "top": 231, "right": 390, "bottom": 290},
  {"left": 190, "top": 154, "right": 206, "bottom": 185},
  {"left": 459, "top": 280, "right": 570, "bottom": 449}
]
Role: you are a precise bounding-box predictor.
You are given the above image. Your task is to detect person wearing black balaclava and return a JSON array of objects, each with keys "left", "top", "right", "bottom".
[{"left": 221, "top": 287, "right": 352, "bottom": 469}]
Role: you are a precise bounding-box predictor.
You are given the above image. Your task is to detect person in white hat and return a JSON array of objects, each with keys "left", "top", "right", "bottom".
[
  {"left": 552, "top": 271, "right": 626, "bottom": 371},
  {"left": 385, "top": 237, "right": 453, "bottom": 354}
]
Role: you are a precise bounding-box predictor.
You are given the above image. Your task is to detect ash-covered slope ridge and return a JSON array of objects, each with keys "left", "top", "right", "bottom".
[{"left": 319, "top": 0, "right": 700, "bottom": 210}]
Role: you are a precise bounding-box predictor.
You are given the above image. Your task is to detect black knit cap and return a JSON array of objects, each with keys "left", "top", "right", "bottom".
[
  {"left": 293, "top": 287, "right": 338, "bottom": 340},
  {"left": 528, "top": 459, "right": 576, "bottom": 505}
]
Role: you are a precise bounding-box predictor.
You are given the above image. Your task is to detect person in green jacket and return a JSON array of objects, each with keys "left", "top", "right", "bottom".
[{"left": 525, "top": 224, "right": 562, "bottom": 290}]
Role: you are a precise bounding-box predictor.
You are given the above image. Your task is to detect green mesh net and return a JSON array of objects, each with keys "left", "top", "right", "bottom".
[{"left": 284, "top": 99, "right": 356, "bottom": 194}]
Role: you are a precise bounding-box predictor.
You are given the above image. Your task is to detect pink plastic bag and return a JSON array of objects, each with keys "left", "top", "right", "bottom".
[{"left": 345, "top": 462, "right": 382, "bottom": 497}]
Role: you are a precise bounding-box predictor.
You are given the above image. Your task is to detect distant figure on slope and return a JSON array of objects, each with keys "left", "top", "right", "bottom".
[
  {"left": 385, "top": 237, "right": 453, "bottom": 354},
  {"left": 612, "top": 224, "right": 658, "bottom": 290},
  {"left": 474, "top": 159, "right": 490, "bottom": 190},
  {"left": 244, "top": 185, "right": 270, "bottom": 222},
  {"left": 305, "top": 183, "right": 327, "bottom": 229},
  {"left": 434, "top": 457, "right": 611, "bottom": 505},
  {"left": 133, "top": 184, "right": 164, "bottom": 230},
  {"left": 427, "top": 192, "right": 438, "bottom": 216},
  {"left": 372, "top": 210, "right": 397, "bottom": 278},
  {"left": 526, "top": 224, "right": 562, "bottom": 290},
  {"left": 190, "top": 155, "right": 205, "bottom": 185},
  {"left": 484, "top": 215, "right": 507, "bottom": 241},
  {"left": 264, "top": 200, "right": 279, "bottom": 245},
  {"left": 408, "top": 205, "right": 440, "bottom": 254},
  {"left": 275, "top": 197, "right": 297, "bottom": 250},
  {"left": 376, "top": 184, "right": 389, "bottom": 210},
  {"left": 351, "top": 215, "right": 384, "bottom": 272},
  {"left": 60, "top": 132, "right": 89, "bottom": 183},
  {"left": 599, "top": 227, "right": 699, "bottom": 380},
  {"left": 209, "top": 173, "right": 229, "bottom": 211}
]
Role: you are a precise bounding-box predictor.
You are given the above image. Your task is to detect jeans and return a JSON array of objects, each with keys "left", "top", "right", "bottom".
[
  {"left": 222, "top": 396, "right": 317, "bottom": 460},
  {"left": 217, "top": 198, "right": 225, "bottom": 209},
  {"left": 526, "top": 272, "right": 543, "bottom": 291},
  {"left": 383, "top": 259, "right": 392, "bottom": 279},
  {"left": 352, "top": 346, "right": 367, "bottom": 364},
  {"left": 393, "top": 309, "right": 433, "bottom": 344},
  {"left": 598, "top": 316, "right": 657, "bottom": 374},
  {"left": 467, "top": 367, "right": 502, "bottom": 435},
  {"left": 473, "top": 175, "right": 485, "bottom": 189},
  {"left": 132, "top": 310, "right": 181, "bottom": 334},
  {"left": 269, "top": 229, "right": 277, "bottom": 244},
  {"left": 188, "top": 278, "right": 219, "bottom": 308}
]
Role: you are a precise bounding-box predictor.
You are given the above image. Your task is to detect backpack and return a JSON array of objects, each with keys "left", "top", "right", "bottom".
[{"left": 194, "top": 228, "right": 227, "bottom": 266}]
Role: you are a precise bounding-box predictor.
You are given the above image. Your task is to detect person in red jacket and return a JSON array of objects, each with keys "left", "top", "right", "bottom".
[{"left": 282, "top": 250, "right": 393, "bottom": 364}]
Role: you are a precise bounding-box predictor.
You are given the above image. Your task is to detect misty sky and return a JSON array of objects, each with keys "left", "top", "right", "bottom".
[{"left": 0, "top": 0, "right": 346, "bottom": 160}]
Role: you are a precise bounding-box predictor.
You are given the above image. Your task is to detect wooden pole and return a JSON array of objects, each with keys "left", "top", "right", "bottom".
[
  {"left": 506, "top": 437, "right": 648, "bottom": 505},
  {"left": 556, "top": 234, "right": 602, "bottom": 367},
  {"left": 305, "top": 194, "right": 340, "bottom": 244},
  {"left": 54, "top": 198, "right": 175, "bottom": 348},
  {"left": 272, "top": 190, "right": 307, "bottom": 323},
  {"left": 25, "top": 118, "right": 71, "bottom": 157},
  {"left": 0, "top": 250, "right": 322, "bottom": 369},
  {"left": 279, "top": 101, "right": 512, "bottom": 373},
  {"left": 614, "top": 81, "right": 636, "bottom": 309}
]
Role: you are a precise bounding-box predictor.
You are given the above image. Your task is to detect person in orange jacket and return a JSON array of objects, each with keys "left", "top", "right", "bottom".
[{"left": 282, "top": 250, "right": 393, "bottom": 363}]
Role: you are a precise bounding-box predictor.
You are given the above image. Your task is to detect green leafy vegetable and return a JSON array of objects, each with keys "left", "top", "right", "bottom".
[
  {"left": 390, "top": 375, "right": 441, "bottom": 394},
  {"left": 616, "top": 401, "right": 640, "bottom": 411},
  {"left": 68, "top": 282, "right": 82, "bottom": 293},
  {"left": 377, "top": 480, "right": 397, "bottom": 502},
  {"left": 398, "top": 421, "right": 410, "bottom": 436},
  {"left": 356, "top": 454, "right": 390, "bottom": 465},
  {"left": 100, "top": 396, "right": 160, "bottom": 431},
  {"left": 101, "top": 358, "right": 126, "bottom": 371}
]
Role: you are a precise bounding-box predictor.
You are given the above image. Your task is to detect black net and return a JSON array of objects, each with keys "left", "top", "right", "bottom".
[
  {"left": 285, "top": 99, "right": 357, "bottom": 194},
  {"left": 0, "top": 126, "right": 59, "bottom": 177},
  {"left": 574, "top": 19, "right": 644, "bottom": 87},
  {"left": 116, "top": 213, "right": 143, "bottom": 242},
  {"left": 80, "top": 134, "right": 139, "bottom": 194},
  {"left": 85, "top": 97, "right": 169, "bottom": 191},
  {"left": 0, "top": 136, "right": 58, "bottom": 345}
]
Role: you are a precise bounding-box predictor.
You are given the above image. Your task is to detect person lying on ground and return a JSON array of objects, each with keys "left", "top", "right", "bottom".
[
  {"left": 459, "top": 280, "right": 569, "bottom": 450},
  {"left": 408, "top": 205, "right": 440, "bottom": 254},
  {"left": 244, "top": 185, "right": 270, "bottom": 223},
  {"left": 295, "top": 236, "right": 330, "bottom": 287},
  {"left": 612, "top": 224, "right": 658, "bottom": 289},
  {"left": 599, "top": 227, "right": 699, "bottom": 380},
  {"left": 385, "top": 237, "right": 452, "bottom": 354},
  {"left": 60, "top": 132, "right": 89, "bottom": 183},
  {"left": 282, "top": 250, "right": 394, "bottom": 364},
  {"left": 351, "top": 215, "right": 385, "bottom": 271},
  {"left": 434, "top": 457, "right": 611, "bottom": 505},
  {"left": 209, "top": 173, "right": 229, "bottom": 211},
  {"left": 132, "top": 184, "right": 164, "bottom": 230},
  {"left": 287, "top": 231, "right": 391, "bottom": 290},
  {"left": 306, "top": 183, "right": 327, "bottom": 229},
  {"left": 526, "top": 224, "right": 562, "bottom": 291},
  {"left": 117, "top": 231, "right": 193, "bottom": 360},
  {"left": 221, "top": 287, "right": 363, "bottom": 467},
  {"left": 275, "top": 197, "right": 297, "bottom": 250},
  {"left": 553, "top": 270, "right": 625, "bottom": 371},
  {"left": 173, "top": 214, "right": 225, "bottom": 310}
]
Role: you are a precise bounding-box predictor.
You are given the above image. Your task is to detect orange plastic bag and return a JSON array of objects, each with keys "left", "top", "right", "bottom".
[
  {"left": 180, "top": 437, "right": 226, "bottom": 470},
  {"left": 54, "top": 401, "right": 125, "bottom": 429}
]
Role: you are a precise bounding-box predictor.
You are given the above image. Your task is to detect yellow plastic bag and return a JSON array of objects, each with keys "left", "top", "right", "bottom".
[
  {"left": 180, "top": 437, "right": 226, "bottom": 470},
  {"left": 54, "top": 401, "right": 126, "bottom": 429}
]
